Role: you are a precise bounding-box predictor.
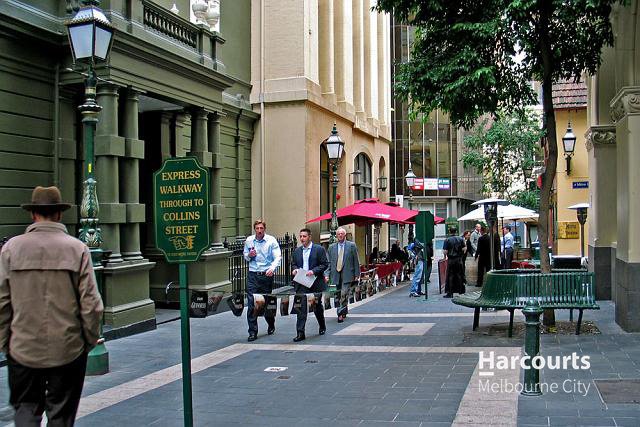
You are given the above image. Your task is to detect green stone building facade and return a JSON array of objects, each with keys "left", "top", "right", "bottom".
[{"left": 0, "top": 0, "right": 257, "bottom": 334}]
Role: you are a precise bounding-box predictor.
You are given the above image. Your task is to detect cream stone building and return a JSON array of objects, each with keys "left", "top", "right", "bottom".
[
  {"left": 586, "top": 1, "right": 640, "bottom": 330},
  {"left": 250, "top": 0, "right": 392, "bottom": 258}
]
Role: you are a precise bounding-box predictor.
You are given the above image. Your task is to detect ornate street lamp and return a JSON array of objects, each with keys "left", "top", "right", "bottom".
[
  {"left": 562, "top": 122, "right": 577, "bottom": 175},
  {"left": 377, "top": 175, "right": 388, "bottom": 192},
  {"left": 65, "top": 0, "right": 114, "bottom": 376},
  {"left": 472, "top": 198, "right": 508, "bottom": 270},
  {"left": 405, "top": 167, "right": 416, "bottom": 241},
  {"left": 323, "top": 123, "right": 345, "bottom": 243},
  {"left": 568, "top": 203, "right": 589, "bottom": 259}
]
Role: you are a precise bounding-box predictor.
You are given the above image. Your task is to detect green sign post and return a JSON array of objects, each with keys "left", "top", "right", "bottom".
[
  {"left": 414, "top": 211, "right": 435, "bottom": 300},
  {"left": 154, "top": 157, "right": 210, "bottom": 427}
]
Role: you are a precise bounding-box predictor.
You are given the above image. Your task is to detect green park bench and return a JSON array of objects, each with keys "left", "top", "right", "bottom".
[{"left": 452, "top": 269, "right": 599, "bottom": 337}]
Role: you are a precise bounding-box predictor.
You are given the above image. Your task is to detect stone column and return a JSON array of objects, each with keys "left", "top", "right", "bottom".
[
  {"left": 189, "top": 108, "right": 211, "bottom": 165},
  {"left": 174, "top": 112, "right": 191, "bottom": 157},
  {"left": 58, "top": 91, "right": 79, "bottom": 234},
  {"left": 376, "top": 12, "right": 387, "bottom": 126},
  {"left": 319, "top": 0, "right": 335, "bottom": 95},
  {"left": 363, "top": 0, "right": 378, "bottom": 121},
  {"left": 352, "top": 0, "right": 365, "bottom": 115},
  {"left": 334, "top": 0, "right": 353, "bottom": 108},
  {"left": 208, "top": 112, "right": 224, "bottom": 248},
  {"left": 160, "top": 112, "right": 173, "bottom": 161},
  {"left": 585, "top": 125, "right": 616, "bottom": 300},
  {"left": 236, "top": 133, "right": 245, "bottom": 236},
  {"left": 120, "top": 89, "right": 145, "bottom": 261},
  {"left": 611, "top": 86, "right": 640, "bottom": 331},
  {"left": 95, "top": 84, "right": 125, "bottom": 263}
]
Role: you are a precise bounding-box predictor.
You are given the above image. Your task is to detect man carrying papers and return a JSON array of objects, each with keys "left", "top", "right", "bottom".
[{"left": 291, "top": 228, "right": 329, "bottom": 342}]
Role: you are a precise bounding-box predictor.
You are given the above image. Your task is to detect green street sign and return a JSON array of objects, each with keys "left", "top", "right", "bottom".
[{"left": 154, "top": 157, "right": 210, "bottom": 263}]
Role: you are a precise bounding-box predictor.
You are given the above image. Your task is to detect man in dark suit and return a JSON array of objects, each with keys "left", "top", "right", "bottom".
[
  {"left": 326, "top": 227, "right": 360, "bottom": 322},
  {"left": 291, "top": 228, "right": 329, "bottom": 342},
  {"left": 475, "top": 225, "right": 501, "bottom": 286}
]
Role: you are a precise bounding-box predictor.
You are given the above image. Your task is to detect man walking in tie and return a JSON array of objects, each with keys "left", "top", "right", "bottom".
[
  {"left": 326, "top": 228, "right": 360, "bottom": 323},
  {"left": 291, "top": 228, "right": 329, "bottom": 342},
  {"left": 243, "top": 219, "right": 281, "bottom": 341}
]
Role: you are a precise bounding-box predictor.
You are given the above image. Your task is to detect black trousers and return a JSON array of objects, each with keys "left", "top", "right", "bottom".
[
  {"left": 293, "top": 283, "right": 325, "bottom": 333},
  {"left": 477, "top": 258, "right": 490, "bottom": 287},
  {"left": 246, "top": 271, "right": 275, "bottom": 335},
  {"left": 8, "top": 352, "right": 88, "bottom": 427},
  {"left": 502, "top": 247, "right": 514, "bottom": 269}
]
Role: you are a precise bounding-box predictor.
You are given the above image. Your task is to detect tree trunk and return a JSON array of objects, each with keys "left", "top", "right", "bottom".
[{"left": 537, "top": 0, "right": 557, "bottom": 327}]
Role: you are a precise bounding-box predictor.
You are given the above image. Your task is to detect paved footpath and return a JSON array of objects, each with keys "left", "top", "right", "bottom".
[{"left": 1, "top": 268, "right": 640, "bottom": 427}]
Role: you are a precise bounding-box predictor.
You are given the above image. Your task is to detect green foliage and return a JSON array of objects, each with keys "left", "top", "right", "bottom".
[
  {"left": 510, "top": 188, "right": 541, "bottom": 212},
  {"left": 462, "top": 112, "right": 542, "bottom": 198},
  {"left": 376, "top": 0, "right": 623, "bottom": 128}
]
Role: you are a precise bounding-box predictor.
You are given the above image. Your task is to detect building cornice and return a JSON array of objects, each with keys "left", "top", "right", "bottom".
[
  {"left": 585, "top": 125, "right": 616, "bottom": 152},
  {"left": 610, "top": 86, "right": 640, "bottom": 123}
]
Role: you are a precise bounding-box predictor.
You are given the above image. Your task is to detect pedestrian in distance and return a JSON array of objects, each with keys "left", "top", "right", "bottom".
[
  {"left": 475, "top": 225, "right": 502, "bottom": 287},
  {"left": 0, "top": 186, "right": 104, "bottom": 427},
  {"left": 326, "top": 227, "right": 360, "bottom": 323},
  {"left": 424, "top": 240, "right": 434, "bottom": 285},
  {"left": 408, "top": 239, "right": 425, "bottom": 297},
  {"left": 461, "top": 230, "right": 473, "bottom": 284},
  {"left": 501, "top": 225, "right": 515, "bottom": 269},
  {"left": 243, "top": 219, "right": 281, "bottom": 342},
  {"left": 443, "top": 226, "right": 467, "bottom": 298},
  {"left": 470, "top": 223, "right": 482, "bottom": 255},
  {"left": 290, "top": 228, "right": 329, "bottom": 342}
]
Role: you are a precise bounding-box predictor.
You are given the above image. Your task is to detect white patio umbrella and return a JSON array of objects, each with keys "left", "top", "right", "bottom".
[{"left": 458, "top": 204, "right": 538, "bottom": 222}]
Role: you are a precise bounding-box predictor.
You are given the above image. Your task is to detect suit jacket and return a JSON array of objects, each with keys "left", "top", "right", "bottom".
[
  {"left": 326, "top": 240, "right": 360, "bottom": 284},
  {"left": 476, "top": 233, "right": 501, "bottom": 267},
  {"left": 291, "top": 243, "right": 329, "bottom": 292}
]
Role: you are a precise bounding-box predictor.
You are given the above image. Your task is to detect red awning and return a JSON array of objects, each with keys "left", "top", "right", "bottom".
[{"left": 307, "top": 198, "right": 420, "bottom": 226}]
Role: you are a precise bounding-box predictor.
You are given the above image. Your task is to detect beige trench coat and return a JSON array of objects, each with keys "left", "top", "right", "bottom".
[{"left": 0, "top": 221, "right": 104, "bottom": 368}]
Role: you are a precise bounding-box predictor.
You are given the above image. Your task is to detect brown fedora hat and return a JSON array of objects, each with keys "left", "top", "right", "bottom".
[{"left": 21, "top": 186, "right": 71, "bottom": 212}]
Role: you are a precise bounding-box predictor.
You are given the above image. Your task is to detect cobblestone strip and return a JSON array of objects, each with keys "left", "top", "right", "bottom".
[
  {"left": 76, "top": 344, "right": 248, "bottom": 418},
  {"left": 452, "top": 347, "right": 522, "bottom": 426}
]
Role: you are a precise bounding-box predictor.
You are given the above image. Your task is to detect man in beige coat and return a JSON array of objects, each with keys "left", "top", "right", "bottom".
[{"left": 0, "top": 186, "right": 104, "bottom": 426}]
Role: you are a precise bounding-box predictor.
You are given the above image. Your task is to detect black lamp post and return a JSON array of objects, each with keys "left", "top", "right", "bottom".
[
  {"left": 405, "top": 167, "right": 416, "bottom": 242},
  {"left": 472, "top": 198, "right": 508, "bottom": 270},
  {"left": 562, "top": 122, "right": 577, "bottom": 175},
  {"left": 65, "top": 0, "right": 114, "bottom": 376},
  {"left": 568, "top": 203, "right": 589, "bottom": 259},
  {"left": 323, "top": 123, "right": 345, "bottom": 243}
]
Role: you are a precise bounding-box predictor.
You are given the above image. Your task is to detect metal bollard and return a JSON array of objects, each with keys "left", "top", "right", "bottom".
[{"left": 521, "top": 300, "right": 543, "bottom": 396}]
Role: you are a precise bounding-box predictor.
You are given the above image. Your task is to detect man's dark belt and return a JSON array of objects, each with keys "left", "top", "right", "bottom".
[{"left": 250, "top": 271, "right": 268, "bottom": 276}]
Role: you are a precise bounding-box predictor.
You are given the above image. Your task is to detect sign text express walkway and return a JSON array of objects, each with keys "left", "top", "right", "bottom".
[{"left": 154, "top": 157, "right": 210, "bottom": 263}]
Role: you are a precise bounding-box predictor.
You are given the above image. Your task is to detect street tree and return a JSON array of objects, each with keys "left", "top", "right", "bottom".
[
  {"left": 462, "top": 112, "right": 542, "bottom": 200},
  {"left": 377, "top": 0, "right": 624, "bottom": 325}
]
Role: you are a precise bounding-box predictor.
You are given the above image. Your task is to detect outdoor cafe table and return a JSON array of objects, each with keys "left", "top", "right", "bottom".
[{"left": 362, "top": 262, "right": 403, "bottom": 288}]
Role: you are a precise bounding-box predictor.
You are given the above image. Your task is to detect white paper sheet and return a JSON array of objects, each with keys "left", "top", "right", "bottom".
[{"left": 293, "top": 269, "right": 316, "bottom": 288}]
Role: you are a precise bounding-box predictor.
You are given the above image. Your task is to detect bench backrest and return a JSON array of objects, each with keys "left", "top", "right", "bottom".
[{"left": 483, "top": 269, "right": 597, "bottom": 307}]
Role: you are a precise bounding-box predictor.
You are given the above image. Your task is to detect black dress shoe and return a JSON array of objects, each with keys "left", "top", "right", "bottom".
[
  {"left": 443, "top": 293, "right": 453, "bottom": 298},
  {"left": 267, "top": 326, "right": 275, "bottom": 335},
  {"left": 247, "top": 334, "right": 257, "bottom": 342},
  {"left": 293, "top": 333, "right": 306, "bottom": 342},
  {"left": 319, "top": 327, "right": 326, "bottom": 335}
]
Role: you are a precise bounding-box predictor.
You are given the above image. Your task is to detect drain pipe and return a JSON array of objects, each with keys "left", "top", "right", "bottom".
[
  {"left": 53, "top": 62, "right": 61, "bottom": 186},
  {"left": 260, "top": 0, "right": 266, "bottom": 217}
]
